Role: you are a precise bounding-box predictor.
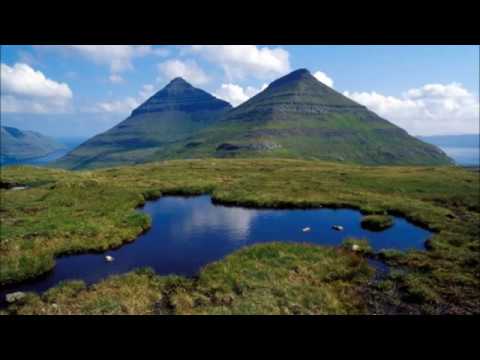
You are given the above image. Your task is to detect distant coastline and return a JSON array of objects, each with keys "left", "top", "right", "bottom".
[{"left": 418, "top": 134, "right": 479, "bottom": 166}]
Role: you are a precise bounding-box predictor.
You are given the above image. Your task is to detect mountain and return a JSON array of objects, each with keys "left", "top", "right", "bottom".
[
  {"left": 56, "top": 69, "right": 453, "bottom": 170},
  {"left": 54, "top": 78, "right": 232, "bottom": 169},
  {"left": 0, "top": 126, "right": 65, "bottom": 164},
  {"left": 148, "top": 69, "right": 453, "bottom": 165}
]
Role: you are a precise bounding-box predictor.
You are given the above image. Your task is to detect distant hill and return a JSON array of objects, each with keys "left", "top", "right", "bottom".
[
  {"left": 419, "top": 134, "right": 479, "bottom": 166},
  {"left": 55, "top": 69, "right": 453, "bottom": 169},
  {"left": 418, "top": 134, "right": 479, "bottom": 148},
  {"left": 54, "top": 78, "right": 232, "bottom": 169},
  {"left": 0, "top": 126, "right": 65, "bottom": 164}
]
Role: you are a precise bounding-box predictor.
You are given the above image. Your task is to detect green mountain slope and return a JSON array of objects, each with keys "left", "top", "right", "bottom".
[
  {"left": 54, "top": 78, "right": 232, "bottom": 169},
  {"left": 153, "top": 69, "right": 453, "bottom": 165},
  {"left": 0, "top": 126, "right": 65, "bottom": 164},
  {"left": 56, "top": 69, "right": 452, "bottom": 169}
]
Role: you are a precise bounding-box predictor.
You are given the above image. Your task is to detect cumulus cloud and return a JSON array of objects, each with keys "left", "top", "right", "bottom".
[
  {"left": 344, "top": 83, "right": 479, "bottom": 136},
  {"left": 190, "top": 45, "right": 290, "bottom": 81},
  {"left": 313, "top": 71, "right": 334, "bottom": 87},
  {"left": 1, "top": 63, "right": 73, "bottom": 113},
  {"left": 88, "top": 84, "right": 156, "bottom": 114},
  {"left": 94, "top": 97, "right": 139, "bottom": 113},
  {"left": 138, "top": 84, "right": 155, "bottom": 100},
  {"left": 214, "top": 83, "right": 268, "bottom": 106},
  {"left": 37, "top": 45, "right": 169, "bottom": 83},
  {"left": 157, "top": 59, "right": 209, "bottom": 86},
  {"left": 41, "top": 45, "right": 154, "bottom": 73}
]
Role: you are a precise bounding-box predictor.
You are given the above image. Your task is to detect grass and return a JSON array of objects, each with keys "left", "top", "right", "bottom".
[
  {"left": 5, "top": 243, "right": 373, "bottom": 315},
  {"left": 0, "top": 158, "right": 479, "bottom": 314},
  {"left": 361, "top": 214, "right": 394, "bottom": 231}
]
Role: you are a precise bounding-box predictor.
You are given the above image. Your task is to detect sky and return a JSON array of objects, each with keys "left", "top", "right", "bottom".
[{"left": 1, "top": 45, "right": 479, "bottom": 138}]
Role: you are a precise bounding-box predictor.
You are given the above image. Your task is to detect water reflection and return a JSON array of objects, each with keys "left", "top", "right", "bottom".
[{"left": 0, "top": 195, "right": 432, "bottom": 304}]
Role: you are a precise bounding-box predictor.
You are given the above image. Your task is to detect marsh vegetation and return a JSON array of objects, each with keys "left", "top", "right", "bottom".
[{"left": 0, "top": 159, "right": 479, "bottom": 314}]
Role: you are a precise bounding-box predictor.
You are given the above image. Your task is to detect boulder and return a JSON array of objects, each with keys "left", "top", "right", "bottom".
[
  {"left": 105, "top": 255, "right": 114, "bottom": 262},
  {"left": 352, "top": 244, "right": 360, "bottom": 252},
  {"left": 6, "top": 291, "right": 26, "bottom": 303},
  {"left": 11, "top": 186, "right": 28, "bottom": 191},
  {"left": 332, "top": 225, "right": 344, "bottom": 231}
]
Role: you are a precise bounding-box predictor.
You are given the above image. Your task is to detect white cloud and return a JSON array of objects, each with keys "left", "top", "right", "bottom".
[
  {"left": 41, "top": 45, "right": 153, "bottom": 73},
  {"left": 190, "top": 45, "right": 290, "bottom": 81},
  {"left": 1, "top": 63, "right": 73, "bottom": 114},
  {"left": 109, "top": 74, "right": 124, "bottom": 84},
  {"left": 152, "top": 47, "right": 171, "bottom": 57},
  {"left": 36, "top": 45, "right": 169, "bottom": 84},
  {"left": 343, "top": 83, "right": 479, "bottom": 136},
  {"left": 214, "top": 83, "right": 268, "bottom": 106},
  {"left": 313, "top": 71, "right": 334, "bottom": 88},
  {"left": 88, "top": 84, "right": 156, "bottom": 114},
  {"left": 139, "top": 84, "right": 155, "bottom": 100},
  {"left": 157, "top": 59, "right": 209, "bottom": 85},
  {"left": 94, "top": 97, "right": 139, "bottom": 113}
]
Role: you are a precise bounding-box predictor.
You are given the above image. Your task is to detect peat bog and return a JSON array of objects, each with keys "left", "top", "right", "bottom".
[{"left": 0, "top": 195, "right": 431, "bottom": 306}]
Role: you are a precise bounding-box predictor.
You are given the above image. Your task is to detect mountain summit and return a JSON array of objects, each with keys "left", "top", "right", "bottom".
[
  {"left": 132, "top": 77, "right": 230, "bottom": 116},
  {"left": 152, "top": 69, "right": 452, "bottom": 165},
  {"left": 55, "top": 69, "right": 452, "bottom": 169},
  {"left": 54, "top": 78, "right": 232, "bottom": 169},
  {"left": 221, "top": 68, "right": 362, "bottom": 124}
]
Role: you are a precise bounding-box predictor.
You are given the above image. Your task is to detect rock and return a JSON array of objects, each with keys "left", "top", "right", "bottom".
[
  {"left": 302, "top": 227, "right": 311, "bottom": 232},
  {"left": 11, "top": 186, "right": 28, "bottom": 191},
  {"left": 352, "top": 244, "right": 360, "bottom": 251},
  {"left": 332, "top": 225, "right": 344, "bottom": 231},
  {"left": 6, "top": 291, "right": 26, "bottom": 303},
  {"left": 105, "top": 255, "right": 114, "bottom": 262}
]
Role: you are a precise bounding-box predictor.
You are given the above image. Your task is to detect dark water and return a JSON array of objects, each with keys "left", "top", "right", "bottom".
[{"left": 0, "top": 195, "right": 431, "bottom": 305}]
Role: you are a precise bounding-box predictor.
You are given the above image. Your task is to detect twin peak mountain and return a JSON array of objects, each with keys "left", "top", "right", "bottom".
[{"left": 55, "top": 69, "right": 451, "bottom": 169}]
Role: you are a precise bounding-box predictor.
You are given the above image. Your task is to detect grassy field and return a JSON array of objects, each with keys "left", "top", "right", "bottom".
[
  {"left": 6, "top": 244, "right": 373, "bottom": 315},
  {"left": 0, "top": 159, "right": 479, "bottom": 314}
]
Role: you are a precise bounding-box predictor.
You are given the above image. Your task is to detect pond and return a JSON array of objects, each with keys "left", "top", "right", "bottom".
[{"left": 0, "top": 195, "right": 432, "bottom": 305}]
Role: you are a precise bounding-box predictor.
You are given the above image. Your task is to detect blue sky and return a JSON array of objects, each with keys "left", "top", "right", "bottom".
[{"left": 1, "top": 45, "right": 478, "bottom": 138}]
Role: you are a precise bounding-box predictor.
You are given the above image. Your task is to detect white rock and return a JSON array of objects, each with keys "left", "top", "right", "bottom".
[
  {"left": 6, "top": 291, "right": 26, "bottom": 303},
  {"left": 105, "top": 255, "right": 114, "bottom": 262},
  {"left": 332, "top": 225, "right": 344, "bottom": 231},
  {"left": 302, "top": 227, "right": 311, "bottom": 232},
  {"left": 352, "top": 244, "right": 360, "bottom": 251}
]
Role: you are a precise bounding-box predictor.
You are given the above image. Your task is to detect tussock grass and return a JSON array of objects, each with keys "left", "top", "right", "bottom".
[
  {"left": 1, "top": 159, "right": 479, "bottom": 314},
  {"left": 361, "top": 215, "right": 394, "bottom": 231},
  {"left": 9, "top": 243, "right": 372, "bottom": 315}
]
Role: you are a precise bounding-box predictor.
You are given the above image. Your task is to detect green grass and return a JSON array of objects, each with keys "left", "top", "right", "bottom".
[
  {"left": 53, "top": 70, "right": 452, "bottom": 170},
  {"left": 6, "top": 243, "right": 373, "bottom": 315},
  {"left": 1, "top": 158, "right": 479, "bottom": 314},
  {"left": 361, "top": 214, "right": 394, "bottom": 231}
]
